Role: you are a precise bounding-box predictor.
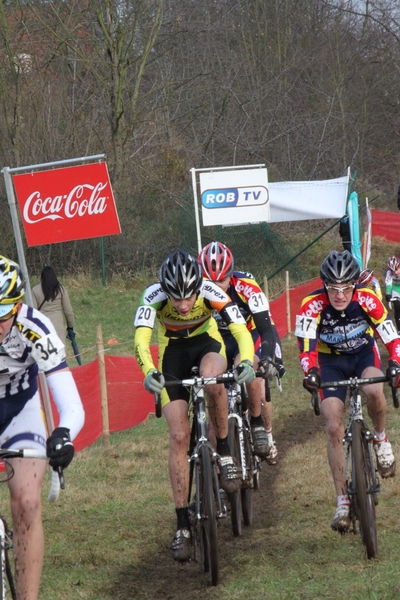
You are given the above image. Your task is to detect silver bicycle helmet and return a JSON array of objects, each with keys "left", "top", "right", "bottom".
[
  {"left": 320, "top": 250, "right": 360, "bottom": 284},
  {"left": 159, "top": 249, "right": 203, "bottom": 299}
]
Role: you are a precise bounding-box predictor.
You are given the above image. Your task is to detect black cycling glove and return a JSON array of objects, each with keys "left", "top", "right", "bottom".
[
  {"left": 46, "top": 427, "right": 74, "bottom": 470},
  {"left": 303, "top": 367, "right": 321, "bottom": 393}
]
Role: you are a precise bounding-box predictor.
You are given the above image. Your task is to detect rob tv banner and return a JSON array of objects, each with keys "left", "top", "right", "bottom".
[
  {"left": 12, "top": 162, "right": 121, "bottom": 246},
  {"left": 200, "top": 167, "right": 270, "bottom": 226}
]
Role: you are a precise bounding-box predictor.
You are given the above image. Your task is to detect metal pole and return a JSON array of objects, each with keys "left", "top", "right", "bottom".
[
  {"left": 191, "top": 168, "right": 202, "bottom": 253},
  {"left": 2, "top": 167, "right": 33, "bottom": 305},
  {"left": 100, "top": 237, "right": 106, "bottom": 286}
]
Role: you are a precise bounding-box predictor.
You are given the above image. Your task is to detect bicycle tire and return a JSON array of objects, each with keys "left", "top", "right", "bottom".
[
  {"left": 199, "top": 446, "right": 219, "bottom": 585},
  {"left": 228, "top": 417, "right": 242, "bottom": 537},
  {"left": 352, "top": 420, "right": 378, "bottom": 559},
  {"left": 241, "top": 426, "right": 254, "bottom": 526}
]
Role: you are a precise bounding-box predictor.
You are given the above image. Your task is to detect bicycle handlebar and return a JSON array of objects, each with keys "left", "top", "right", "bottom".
[
  {"left": 0, "top": 449, "right": 62, "bottom": 502},
  {"left": 311, "top": 375, "right": 399, "bottom": 413},
  {"left": 319, "top": 375, "right": 388, "bottom": 388}
]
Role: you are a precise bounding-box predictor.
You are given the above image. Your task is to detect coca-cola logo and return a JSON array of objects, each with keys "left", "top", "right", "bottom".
[{"left": 23, "top": 182, "right": 108, "bottom": 223}]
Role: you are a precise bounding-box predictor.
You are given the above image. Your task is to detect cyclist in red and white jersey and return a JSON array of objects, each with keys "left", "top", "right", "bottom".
[
  {"left": 297, "top": 250, "right": 400, "bottom": 533},
  {"left": 199, "top": 242, "right": 285, "bottom": 464},
  {"left": 0, "top": 255, "right": 84, "bottom": 600}
]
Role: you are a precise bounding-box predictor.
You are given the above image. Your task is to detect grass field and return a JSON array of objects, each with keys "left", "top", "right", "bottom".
[{"left": 6, "top": 239, "right": 400, "bottom": 599}]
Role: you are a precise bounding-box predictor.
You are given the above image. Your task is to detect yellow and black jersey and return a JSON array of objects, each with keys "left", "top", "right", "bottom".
[{"left": 134, "top": 279, "right": 254, "bottom": 375}]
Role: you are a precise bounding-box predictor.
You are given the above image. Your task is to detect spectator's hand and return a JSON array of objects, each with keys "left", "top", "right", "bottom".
[
  {"left": 303, "top": 367, "right": 321, "bottom": 393},
  {"left": 234, "top": 360, "right": 255, "bottom": 385},
  {"left": 386, "top": 294, "right": 392, "bottom": 303},
  {"left": 66, "top": 327, "right": 75, "bottom": 340},
  {"left": 386, "top": 360, "right": 400, "bottom": 388},
  {"left": 46, "top": 427, "right": 74, "bottom": 470},
  {"left": 144, "top": 369, "right": 165, "bottom": 393}
]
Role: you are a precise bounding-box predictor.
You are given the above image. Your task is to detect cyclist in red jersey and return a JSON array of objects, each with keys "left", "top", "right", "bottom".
[
  {"left": 297, "top": 250, "right": 400, "bottom": 533},
  {"left": 198, "top": 242, "right": 285, "bottom": 463}
]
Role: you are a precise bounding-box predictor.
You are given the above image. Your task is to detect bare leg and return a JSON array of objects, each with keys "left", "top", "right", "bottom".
[
  {"left": 7, "top": 457, "right": 46, "bottom": 600},
  {"left": 361, "top": 366, "right": 387, "bottom": 433},
  {"left": 321, "top": 396, "right": 346, "bottom": 496},
  {"left": 163, "top": 400, "right": 191, "bottom": 508},
  {"left": 200, "top": 352, "right": 228, "bottom": 439},
  {"left": 261, "top": 398, "right": 273, "bottom": 431}
]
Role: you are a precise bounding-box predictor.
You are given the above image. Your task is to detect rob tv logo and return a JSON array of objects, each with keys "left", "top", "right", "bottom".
[{"left": 201, "top": 186, "right": 268, "bottom": 209}]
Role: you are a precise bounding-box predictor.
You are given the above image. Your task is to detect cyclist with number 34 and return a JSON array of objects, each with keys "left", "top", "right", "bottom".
[
  {"left": 296, "top": 250, "right": 400, "bottom": 534},
  {"left": 0, "top": 256, "right": 85, "bottom": 600},
  {"left": 134, "top": 249, "right": 255, "bottom": 563}
]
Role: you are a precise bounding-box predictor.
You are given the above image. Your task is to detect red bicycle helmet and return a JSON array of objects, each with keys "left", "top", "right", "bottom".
[
  {"left": 198, "top": 242, "right": 234, "bottom": 282},
  {"left": 358, "top": 268, "right": 374, "bottom": 286}
]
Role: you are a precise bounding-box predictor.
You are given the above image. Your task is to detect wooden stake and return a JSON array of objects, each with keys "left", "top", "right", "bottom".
[
  {"left": 263, "top": 276, "right": 269, "bottom": 301},
  {"left": 96, "top": 323, "right": 110, "bottom": 447}
]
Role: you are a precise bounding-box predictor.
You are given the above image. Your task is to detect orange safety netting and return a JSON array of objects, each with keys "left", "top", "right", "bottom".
[{"left": 371, "top": 209, "right": 400, "bottom": 243}]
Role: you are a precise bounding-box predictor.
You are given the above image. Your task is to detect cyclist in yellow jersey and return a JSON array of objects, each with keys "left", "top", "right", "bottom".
[{"left": 134, "top": 249, "right": 255, "bottom": 562}]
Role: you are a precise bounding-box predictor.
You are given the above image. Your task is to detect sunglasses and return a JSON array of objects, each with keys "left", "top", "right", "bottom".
[
  {"left": 0, "top": 305, "right": 18, "bottom": 323},
  {"left": 325, "top": 284, "right": 355, "bottom": 295}
]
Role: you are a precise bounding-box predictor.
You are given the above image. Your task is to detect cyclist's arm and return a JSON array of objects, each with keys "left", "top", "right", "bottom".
[
  {"left": 46, "top": 367, "right": 85, "bottom": 440},
  {"left": 385, "top": 271, "right": 393, "bottom": 295},
  {"left": 133, "top": 285, "right": 164, "bottom": 375},
  {"left": 247, "top": 292, "right": 275, "bottom": 359},
  {"left": 134, "top": 325, "right": 155, "bottom": 375},
  {"left": 358, "top": 289, "right": 400, "bottom": 359},
  {"left": 295, "top": 296, "right": 320, "bottom": 375}
]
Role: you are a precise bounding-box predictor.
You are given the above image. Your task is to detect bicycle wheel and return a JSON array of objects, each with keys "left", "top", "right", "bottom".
[
  {"left": 228, "top": 417, "right": 242, "bottom": 537},
  {"left": 352, "top": 421, "right": 378, "bottom": 559},
  {"left": 0, "top": 516, "right": 15, "bottom": 600},
  {"left": 241, "top": 426, "right": 254, "bottom": 526},
  {"left": 198, "top": 446, "right": 219, "bottom": 585}
]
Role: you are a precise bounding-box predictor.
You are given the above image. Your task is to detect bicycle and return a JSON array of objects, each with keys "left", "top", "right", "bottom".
[
  {"left": 226, "top": 363, "right": 283, "bottom": 536},
  {"left": 0, "top": 449, "right": 62, "bottom": 599},
  {"left": 227, "top": 379, "right": 259, "bottom": 536},
  {"left": 311, "top": 375, "right": 398, "bottom": 559},
  {"left": 155, "top": 368, "right": 236, "bottom": 586}
]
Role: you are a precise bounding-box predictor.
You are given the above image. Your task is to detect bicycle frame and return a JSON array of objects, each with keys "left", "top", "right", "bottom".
[
  {"left": 318, "top": 375, "right": 397, "bottom": 558},
  {"left": 157, "top": 369, "right": 236, "bottom": 585}
]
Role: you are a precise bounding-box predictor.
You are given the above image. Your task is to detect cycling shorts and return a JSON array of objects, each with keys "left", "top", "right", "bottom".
[
  {"left": 159, "top": 331, "right": 226, "bottom": 406},
  {"left": 221, "top": 326, "right": 282, "bottom": 368},
  {"left": 319, "top": 341, "right": 382, "bottom": 402},
  {"left": 0, "top": 391, "right": 46, "bottom": 450}
]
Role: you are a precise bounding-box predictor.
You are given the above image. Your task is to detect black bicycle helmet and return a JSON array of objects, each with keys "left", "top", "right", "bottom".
[
  {"left": 320, "top": 250, "right": 360, "bottom": 284},
  {"left": 0, "top": 256, "right": 25, "bottom": 305},
  {"left": 159, "top": 249, "right": 203, "bottom": 299}
]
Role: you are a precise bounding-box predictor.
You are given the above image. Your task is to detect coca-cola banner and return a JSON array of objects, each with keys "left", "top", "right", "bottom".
[{"left": 12, "top": 162, "right": 121, "bottom": 246}]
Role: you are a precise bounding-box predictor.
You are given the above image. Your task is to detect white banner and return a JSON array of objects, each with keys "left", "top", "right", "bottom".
[
  {"left": 268, "top": 175, "right": 349, "bottom": 222},
  {"left": 199, "top": 167, "right": 270, "bottom": 226}
]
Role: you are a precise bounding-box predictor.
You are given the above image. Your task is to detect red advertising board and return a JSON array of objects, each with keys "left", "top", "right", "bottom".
[{"left": 12, "top": 162, "right": 121, "bottom": 246}]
